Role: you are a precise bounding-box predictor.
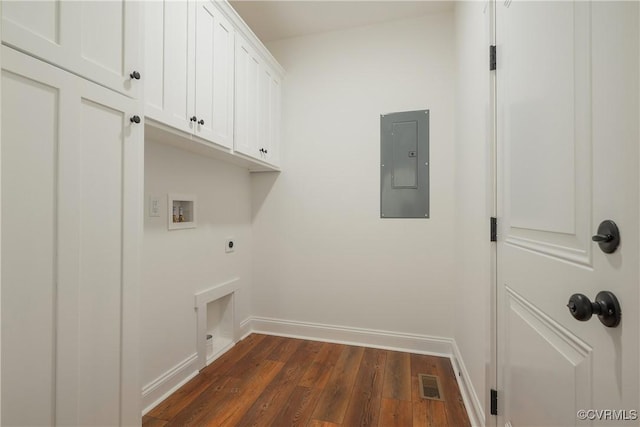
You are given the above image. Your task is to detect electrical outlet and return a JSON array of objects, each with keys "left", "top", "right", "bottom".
[
  {"left": 149, "top": 196, "right": 161, "bottom": 217},
  {"left": 225, "top": 239, "right": 235, "bottom": 253}
]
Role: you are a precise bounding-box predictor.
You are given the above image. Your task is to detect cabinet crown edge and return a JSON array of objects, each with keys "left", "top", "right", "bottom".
[{"left": 215, "top": 0, "right": 286, "bottom": 77}]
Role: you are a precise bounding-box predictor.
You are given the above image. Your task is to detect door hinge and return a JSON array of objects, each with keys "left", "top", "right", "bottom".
[
  {"left": 490, "top": 388, "right": 498, "bottom": 415},
  {"left": 490, "top": 45, "right": 497, "bottom": 71},
  {"left": 490, "top": 217, "right": 497, "bottom": 242}
]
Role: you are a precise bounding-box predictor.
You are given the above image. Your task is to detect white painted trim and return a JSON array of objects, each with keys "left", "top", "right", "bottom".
[
  {"left": 141, "top": 353, "right": 199, "bottom": 416},
  {"left": 194, "top": 278, "right": 240, "bottom": 370},
  {"left": 194, "top": 278, "right": 240, "bottom": 306},
  {"left": 248, "top": 316, "right": 453, "bottom": 358},
  {"left": 239, "top": 317, "right": 253, "bottom": 340},
  {"left": 451, "top": 341, "right": 485, "bottom": 427}
]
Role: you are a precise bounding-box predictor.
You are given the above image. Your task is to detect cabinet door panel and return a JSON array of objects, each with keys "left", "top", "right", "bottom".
[
  {"left": 257, "top": 66, "right": 271, "bottom": 161},
  {"left": 147, "top": 0, "right": 195, "bottom": 134},
  {"left": 76, "top": 90, "right": 128, "bottom": 427},
  {"left": 194, "top": 1, "right": 234, "bottom": 148},
  {"left": 0, "top": 55, "right": 73, "bottom": 427},
  {"left": 144, "top": 0, "right": 165, "bottom": 117},
  {"left": 1, "top": 1, "right": 141, "bottom": 98},
  {"left": 78, "top": 1, "right": 141, "bottom": 98},
  {"left": 268, "top": 74, "right": 282, "bottom": 166},
  {"left": 234, "top": 36, "right": 261, "bottom": 158}
]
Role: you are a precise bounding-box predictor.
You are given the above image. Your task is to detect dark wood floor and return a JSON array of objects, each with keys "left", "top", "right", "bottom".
[{"left": 143, "top": 334, "right": 471, "bottom": 427}]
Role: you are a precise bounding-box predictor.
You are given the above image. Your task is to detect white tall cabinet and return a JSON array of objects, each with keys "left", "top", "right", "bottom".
[
  {"left": 145, "top": 0, "right": 235, "bottom": 149},
  {"left": 1, "top": 15, "right": 142, "bottom": 427}
]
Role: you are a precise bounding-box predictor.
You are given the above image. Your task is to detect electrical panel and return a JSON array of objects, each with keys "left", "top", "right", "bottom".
[{"left": 380, "top": 110, "right": 430, "bottom": 218}]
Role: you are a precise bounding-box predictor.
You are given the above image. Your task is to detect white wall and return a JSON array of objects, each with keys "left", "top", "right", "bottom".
[
  {"left": 142, "top": 140, "right": 252, "bottom": 407},
  {"left": 454, "top": 2, "right": 492, "bottom": 423},
  {"left": 251, "top": 13, "right": 456, "bottom": 339}
]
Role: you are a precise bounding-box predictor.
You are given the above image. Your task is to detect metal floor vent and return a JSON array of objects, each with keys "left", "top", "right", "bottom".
[{"left": 418, "top": 374, "right": 444, "bottom": 401}]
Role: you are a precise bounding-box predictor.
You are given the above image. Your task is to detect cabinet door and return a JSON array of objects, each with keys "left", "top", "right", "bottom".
[
  {"left": 234, "top": 35, "right": 261, "bottom": 158},
  {"left": 1, "top": 46, "right": 142, "bottom": 426},
  {"left": 267, "top": 73, "right": 282, "bottom": 166},
  {"left": 255, "top": 64, "right": 281, "bottom": 167},
  {"left": 1, "top": 0, "right": 142, "bottom": 98},
  {"left": 257, "top": 65, "right": 271, "bottom": 162},
  {"left": 193, "top": 0, "right": 234, "bottom": 149},
  {"left": 1, "top": 45, "right": 75, "bottom": 427},
  {"left": 144, "top": 0, "right": 195, "bottom": 134}
]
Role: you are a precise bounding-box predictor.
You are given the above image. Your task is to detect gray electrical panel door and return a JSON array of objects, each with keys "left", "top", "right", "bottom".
[{"left": 380, "top": 110, "right": 429, "bottom": 218}]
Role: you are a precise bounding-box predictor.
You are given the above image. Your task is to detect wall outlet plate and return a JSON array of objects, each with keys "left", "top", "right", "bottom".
[
  {"left": 225, "top": 239, "right": 235, "bottom": 253},
  {"left": 149, "top": 196, "right": 161, "bottom": 217}
]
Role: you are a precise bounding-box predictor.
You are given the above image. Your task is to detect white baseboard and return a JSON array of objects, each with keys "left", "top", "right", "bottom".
[
  {"left": 248, "top": 316, "right": 453, "bottom": 357},
  {"left": 239, "top": 316, "right": 253, "bottom": 340},
  {"left": 141, "top": 353, "right": 199, "bottom": 415},
  {"left": 451, "top": 341, "right": 485, "bottom": 427}
]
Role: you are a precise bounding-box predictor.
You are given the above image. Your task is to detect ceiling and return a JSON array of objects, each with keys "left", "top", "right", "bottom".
[{"left": 229, "top": 1, "right": 454, "bottom": 43}]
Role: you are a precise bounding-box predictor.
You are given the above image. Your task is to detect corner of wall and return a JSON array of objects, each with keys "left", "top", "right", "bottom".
[{"left": 451, "top": 340, "right": 486, "bottom": 427}]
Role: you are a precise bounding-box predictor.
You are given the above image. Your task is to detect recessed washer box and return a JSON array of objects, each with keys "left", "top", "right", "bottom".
[{"left": 168, "top": 194, "right": 196, "bottom": 230}]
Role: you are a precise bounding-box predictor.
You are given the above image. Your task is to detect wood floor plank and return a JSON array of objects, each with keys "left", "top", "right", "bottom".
[
  {"left": 162, "top": 376, "right": 235, "bottom": 427},
  {"left": 215, "top": 360, "right": 285, "bottom": 427},
  {"left": 307, "top": 420, "right": 341, "bottom": 427},
  {"left": 412, "top": 400, "right": 449, "bottom": 427},
  {"left": 382, "top": 351, "right": 411, "bottom": 401},
  {"left": 225, "top": 335, "right": 286, "bottom": 378},
  {"left": 150, "top": 335, "right": 268, "bottom": 421},
  {"left": 299, "top": 342, "right": 344, "bottom": 390},
  {"left": 165, "top": 358, "right": 282, "bottom": 427},
  {"left": 378, "top": 398, "right": 412, "bottom": 427},
  {"left": 271, "top": 385, "right": 323, "bottom": 427},
  {"left": 267, "top": 336, "right": 304, "bottom": 362},
  {"left": 234, "top": 340, "right": 324, "bottom": 427},
  {"left": 311, "top": 345, "right": 365, "bottom": 424},
  {"left": 142, "top": 415, "right": 168, "bottom": 427},
  {"left": 435, "top": 357, "right": 471, "bottom": 427},
  {"left": 201, "top": 333, "right": 267, "bottom": 376},
  {"left": 147, "top": 373, "right": 215, "bottom": 421},
  {"left": 148, "top": 336, "right": 470, "bottom": 427},
  {"left": 342, "top": 348, "right": 387, "bottom": 427}
]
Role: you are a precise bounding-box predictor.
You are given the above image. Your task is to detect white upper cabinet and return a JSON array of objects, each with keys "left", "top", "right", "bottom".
[
  {"left": 145, "top": 0, "right": 235, "bottom": 150},
  {"left": 235, "top": 32, "right": 282, "bottom": 167},
  {"left": 145, "top": 0, "right": 194, "bottom": 135},
  {"left": 234, "top": 35, "right": 260, "bottom": 158},
  {"left": 194, "top": 1, "right": 235, "bottom": 148},
  {"left": 1, "top": 0, "right": 142, "bottom": 98}
]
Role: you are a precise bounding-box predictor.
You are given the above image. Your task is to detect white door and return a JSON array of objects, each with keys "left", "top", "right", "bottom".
[
  {"left": 496, "top": 2, "right": 639, "bottom": 426},
  {"left": 1, "top": 0, "right": 142, "bottom": 98},
  {"left": 193, "top": 0, "right": 235, "bottom": 148},
  {"left": 1, "top": 46, "right": 142, "bottom": 426}
]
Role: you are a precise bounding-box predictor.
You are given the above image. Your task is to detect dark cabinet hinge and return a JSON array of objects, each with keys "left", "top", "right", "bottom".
[
  {"left": 490, "top": 388, "right": 498, "bottom": 415},
  {"left": 490, "top": 45, "right": 497, "bottom": 71},
  {"left": 490, "top": 217, "right": 497, "bottom": 242}
]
